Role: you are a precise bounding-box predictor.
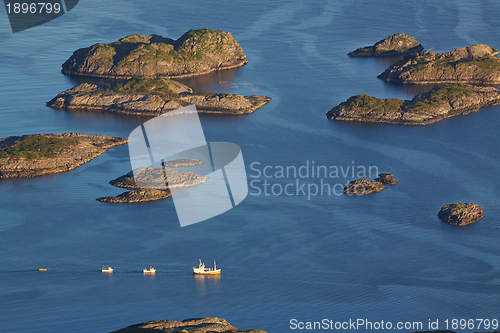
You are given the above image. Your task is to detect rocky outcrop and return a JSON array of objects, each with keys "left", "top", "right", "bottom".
[
  {"left": 343, "top": 173, "right": 398, "bottom": 195},
  {"left": 348, "top": 33, "right": 423, "bottom": 57},
  {"left": 46, "top": 77, "right": 271, "bottom": 116},
  {"left": 378, "top": 44, "right": 500, "bottom": 84},
  {"left": 327, "top": 83, "right": 500, "bottom": 125},
  {"left": 343, "top": 179, "right": 386, "bottom": 195},
  {"left": 375, "top": 173, "right": 398, "bottom": 185},
  {"left": 97, "top": 189, "right": 171, "bottom": 203},
  {"left": 111, "top": 317, "right": 267, "bottom": 333},
  {"left": 109, "top": 167, "right": 208, "bottom": 190},
  {"left": 62, "top": 29, "right": 248, "bottom": 79},
  {"left": 162, "top": 158, "right": 204, "bottom": 168},
  {"left": 97, "top": 167, "right": 207, "bottom": 203},
  {"left": 438, "top": 203, "right": 484, "bottom": 226},
  {"left": 0, "top": 133, "right": 127, "bottom": 179}
]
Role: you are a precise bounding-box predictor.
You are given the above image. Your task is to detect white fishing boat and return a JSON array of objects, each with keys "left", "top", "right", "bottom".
[
  {"left": 143, "top": 266, "right": 156, "bottom": 274},
  {"left": 101, "top": 266, "right": 113, "bottom": 273},
  {"left": 193, "top": 259, "right": 221, "bottom": 275}
]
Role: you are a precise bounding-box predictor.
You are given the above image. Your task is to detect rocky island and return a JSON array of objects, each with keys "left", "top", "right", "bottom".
[
  {"left": 438, "top": 203, "right": 484, "bottom": 226},
  {"left": 348, "top": 33, "right": 424, "bottom": 57},
  {"left": 62, "top": 29, "right": 248, "bottom": 79},
  {"left": 343, "top": 173, "right": 398, "bottom": 195},
  {"left": 327, "top": 83, "right": 500, "bottom": 125},
  {"left": 378, "top": 44, "right": 500, "bottom": 84},
  {"left": 0, "top": 133, "right": 127, "bottom": 178},
  {"left": 112, "top": 317, "right": 266, "bottom": 333},
  {"left": 97, "top": 166, "right": 207, "bottom": 203},
  {"left": 47, "top": 77, "right": 271, "bottom": 116}
]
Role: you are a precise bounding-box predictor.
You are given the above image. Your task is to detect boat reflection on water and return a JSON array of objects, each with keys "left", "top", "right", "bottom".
[{"left": 193, "top": 273, "right": 221, "bottom": 295}]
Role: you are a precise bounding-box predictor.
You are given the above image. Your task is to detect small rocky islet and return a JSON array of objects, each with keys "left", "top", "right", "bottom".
[
  {"left": 327, "top": 83, "right": 500, "bottom": 125},
  {"left": 0, "top": 133, "right": 127, "bottom": 178},
  {"left": 47, "top": 77, "right": 270, "bottom": 116},
  {"left": 378, "top": 44, "right": 500, "bottom": 84},
  {"left": 348, "top": 33, "right": 424, "bottom": 57},
  {"left": 342, "top": 173, "right": 398, "bottom": 195},
  {"left": 62, "top": 29, "right": 248, "bottom": 79},
  {"left": 438, "top": 203, "right": 484, "bottom": 226},
  {"left": 111, "top": 317, "right": 266, "bottom": 333},
  {"left": 97, "top": 159, "right": 207, "bottom": 203}
]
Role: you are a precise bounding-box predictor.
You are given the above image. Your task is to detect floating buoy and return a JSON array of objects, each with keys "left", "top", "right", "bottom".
[{"left": 38, "top": 268, "right": 47, "bottom": 272}]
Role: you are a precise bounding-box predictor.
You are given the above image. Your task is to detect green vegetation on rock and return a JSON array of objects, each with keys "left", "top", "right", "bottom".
[
  {"left": 338, "top": 84, "right": 476, "bottom": 114},
  {"left": 100, "top": 77, "right": 180, "bottom": 99},
  {"left": 338, "top": 95, "right": 404, "bottom": 113},
  {"left": 0, "top": 135, "right": 78, "bottom": 159},
  {"left": 403, "top": 84, "right": 476, "bottom": 112},
  {"left": 62, "top": 28, "right": 247, "bottom": 79}
]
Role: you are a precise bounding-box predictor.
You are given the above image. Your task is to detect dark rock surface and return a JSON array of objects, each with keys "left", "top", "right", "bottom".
[
  {"left": 375, "top": 173, "right": 398, "bottom": 185},
  {"left": 327, "top": 84, "right": 500, "bottom": 125},
  {"left": 438, "top": 203, "right": 484, "bottom": 226},
  {"left": 348, "top": 33, "right": 423, "bottom": 57},
  {"left": 0, "top": 133, "right": 127, "bottom": 179},
  {"left": 111, "top": 317, "right": 267, "bottom": 333},
  {"left": 47, "top": 78, "right": 271, "bottom": 116},
  {"left": 62, "top": 29, "right": 248, "bottom": 79},
  {"left": 378, "top": 44, "right": 500, "bottom": 84}
]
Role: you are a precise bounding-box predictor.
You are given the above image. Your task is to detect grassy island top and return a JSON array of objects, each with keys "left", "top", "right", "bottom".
[
  {"left": 337, "top": 84, "right": 477, "bottom": 113},
  {"left": 99, "top": 77, "right": 182, "bottom": 99},
  {"left": 406, "top": 52, "right": 500, "bottom": 72},
  {"left": 97, "top": 77, "right": 236, "bottom": 100},
  {"left": 0, "top": 135, "right": 78, "bottom": 159}
]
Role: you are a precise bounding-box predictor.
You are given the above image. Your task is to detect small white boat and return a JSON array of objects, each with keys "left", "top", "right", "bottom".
[
  {"left": 193, "top": 259, "right": 221, "bottom": 275},
  {"left": 102, "top": 266, "right": 113, "bottom": 273},
  {"left": 143, "top": 266, "right": 156, "bottom": 274}
]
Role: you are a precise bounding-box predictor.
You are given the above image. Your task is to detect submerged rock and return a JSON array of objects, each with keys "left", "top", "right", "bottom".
[
  {"left": 438, "top": 203, "right": 484, "bottom": 226},
  {"left": 62, "top": 29, "right": 248, "bottom": 79},
  {"left": 47, "top": 77, "right": 271, "bottom": 116},
  {"left": 327, "top": 83, "right": 500, "bottom": 125},
  {"left": 378, "top": 44, "right": 500, "bottom": 84},
  {"left": 348, "top": 33, "right": 423, "bottom": 57}
]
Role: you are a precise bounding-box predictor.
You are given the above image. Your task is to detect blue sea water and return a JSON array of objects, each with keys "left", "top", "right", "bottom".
[{"left": 1, "top": 1, "right": 500, "bottom": 332}]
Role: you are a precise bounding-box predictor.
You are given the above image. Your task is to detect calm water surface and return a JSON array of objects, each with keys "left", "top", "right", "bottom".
[{"left": 1, "top": 1, "right": 500, "bottom": 332}]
